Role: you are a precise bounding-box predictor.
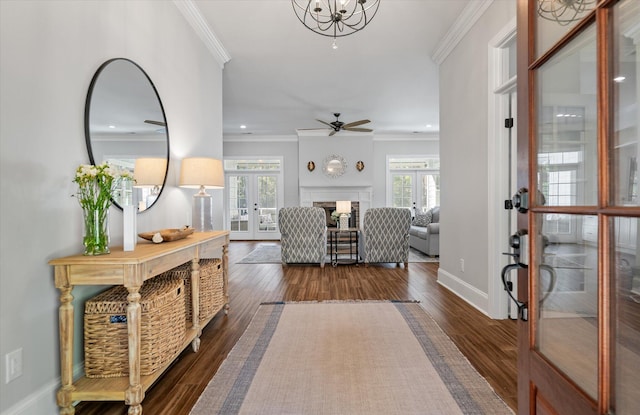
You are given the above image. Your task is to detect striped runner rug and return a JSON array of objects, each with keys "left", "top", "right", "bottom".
[{"left": 190, "top": 301, "right": 512, "bottom": 415}]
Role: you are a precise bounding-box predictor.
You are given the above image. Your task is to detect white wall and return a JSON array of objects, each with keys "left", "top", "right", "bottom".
[
  {"left": 224, "top": 134, "right": 439, "bottom": 210},
  {"left": 298, "top": 134, "right": 374, "bottom": 188},
  {"left": 223, "top": 136, "right": 300, "bottom": 208},
  {"left": 0, "top": 1, "right": 223, "bottom": 413},
  {"left": 437, "top": 1, "right": 516, "bottom": 312}
]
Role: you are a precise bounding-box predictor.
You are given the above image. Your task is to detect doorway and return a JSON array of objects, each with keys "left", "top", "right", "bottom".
[
  {"left": 488, "top": 17, "right": 518, "bottom": 319},
  {"left": 224, "top": 158, "right": 283, "bottom": 240},
  {"left": 387, "top": 156, "right": 440, "bottom": 215}
]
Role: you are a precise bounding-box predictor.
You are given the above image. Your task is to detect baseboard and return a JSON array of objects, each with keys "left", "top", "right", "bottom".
[
  {"left": 0, "top": 364, "right": 83, "bottom": 415},
  {"left": 0, "top": 378, "right": 58, "bottom": 415},
  {"left": 437, "top": 268, "right": 490, "bottom": 317}
]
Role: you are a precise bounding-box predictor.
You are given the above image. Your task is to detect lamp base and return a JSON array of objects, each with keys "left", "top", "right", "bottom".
[
  {"left": 192, "top": 193, "right": 214, "bottom": 232},
  {"left": 339, "top": 215, "right": 350, "bottom": 230}
]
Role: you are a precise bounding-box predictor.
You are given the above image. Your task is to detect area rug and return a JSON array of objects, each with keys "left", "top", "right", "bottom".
[
  {"left": 190, "top": 301, "right": 512, "bottom": 415},
  {"left": 236, "top": 244, "right": 438, "bottom": 264}
]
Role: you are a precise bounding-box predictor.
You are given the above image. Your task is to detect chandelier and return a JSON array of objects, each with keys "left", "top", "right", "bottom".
[
  {"left": 291, "top": 0, "right": 380, "bottom": 49},
  {"left": 537, "top": 0, "right": 596, "bottom": 26}
]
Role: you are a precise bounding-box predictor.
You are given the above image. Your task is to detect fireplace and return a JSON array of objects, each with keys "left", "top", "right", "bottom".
[
  {"left": 299, "top": 186, "right": 372, "bottom": 229},
  {"left": 313, "top": 201, "right": 359, "bottom": 228}
]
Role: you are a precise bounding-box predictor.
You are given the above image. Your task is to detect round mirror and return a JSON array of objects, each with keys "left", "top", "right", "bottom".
[
  {"left": 322, "top": 154, "right": 347, "bottom": 178},
  {"left": 85, "top": 58, "right": 169, "bottom": 212}
]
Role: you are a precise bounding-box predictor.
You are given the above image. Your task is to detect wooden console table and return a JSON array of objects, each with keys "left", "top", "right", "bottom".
[{"left": 49, "top": 231, "right": 230, "bottom": 415}]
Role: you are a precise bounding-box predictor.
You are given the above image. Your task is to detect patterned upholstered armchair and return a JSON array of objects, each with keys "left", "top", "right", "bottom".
[
  {"left": 278, "top": 207, "right": 327, "bottom": 268},
  {"left": 359, "top": 207, "right": 412, "bottom": 268}
]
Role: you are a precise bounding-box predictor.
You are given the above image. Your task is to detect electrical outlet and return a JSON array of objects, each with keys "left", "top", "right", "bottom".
[
  {"left": 460, "top": 258, "right": 465, "bottom": 272},
  {"left": 5, "top": 348, "right": 23, "bottom": 383}
]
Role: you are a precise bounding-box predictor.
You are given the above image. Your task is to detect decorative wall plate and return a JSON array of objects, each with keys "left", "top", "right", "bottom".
[{"left": 323, "top": 154, "right": 347, "bottom": 178}]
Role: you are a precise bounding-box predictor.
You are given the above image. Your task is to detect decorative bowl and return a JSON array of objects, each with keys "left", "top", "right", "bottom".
[{"left": 138, "top": 227, "right": 194, "bottom": 243}]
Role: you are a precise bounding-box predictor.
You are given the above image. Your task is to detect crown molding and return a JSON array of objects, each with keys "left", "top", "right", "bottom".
[
  {"left": 173, "top": 0, "right": 231, "bottom": 68},
  {"left": 222, "top": 133, "right": 440, "bottom": 143},
  {"left": 373, "top": 133, "right": 439, "bottom": 142},
  {"left": 431, "top": 0, "right": 494, "bottom": 65},
  {"left": 223, "top": 134, "right": 299, "bottom": 143},
  {"left": 296, "top": 129, "right": 373, "bottom": 138}
]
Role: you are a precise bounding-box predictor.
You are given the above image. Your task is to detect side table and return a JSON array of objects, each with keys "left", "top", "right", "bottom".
[{"left": 328, "top": 227, "right": 360, "bottom": 267}]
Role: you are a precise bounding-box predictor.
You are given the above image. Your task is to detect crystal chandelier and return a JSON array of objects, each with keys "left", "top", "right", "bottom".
[
  {"left": 537, "top": 0, "right": 596, "bottom": 26},
  {"left": 291, "top": 0, "right": 380, "bottom": 49}
]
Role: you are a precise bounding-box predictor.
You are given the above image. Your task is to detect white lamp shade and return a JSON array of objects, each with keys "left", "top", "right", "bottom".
[
  {"left": 336, "top": 200, "right": 351, "bottom": 214},
  {"left": 179, "top": 158, "right": 224, "bottom": 189},
  {"left": 133, "top": 158, "right": 167, "bottom": 188}
]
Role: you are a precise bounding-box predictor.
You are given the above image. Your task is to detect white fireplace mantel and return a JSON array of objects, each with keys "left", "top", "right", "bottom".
[{"left": 300, "top": 186, "right": 372, "bottom": 228}]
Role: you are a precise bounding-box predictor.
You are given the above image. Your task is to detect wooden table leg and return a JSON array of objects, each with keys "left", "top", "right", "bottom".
[
  {"left": 191, "top": 259, "right": 201, "bottom": 352},
  {"left": 223, "top": 243, "right": 230, "bottom": 314},
  {"left": 55, "top": 267, "right": 75, "bottom": 414},
  {"left": 125, "top": 285, "right": 144, "bottom": 414}
]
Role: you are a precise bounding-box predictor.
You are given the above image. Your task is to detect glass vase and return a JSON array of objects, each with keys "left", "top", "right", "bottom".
[{"left": 83, "top": 207, "right": 110, "bottom": 255}]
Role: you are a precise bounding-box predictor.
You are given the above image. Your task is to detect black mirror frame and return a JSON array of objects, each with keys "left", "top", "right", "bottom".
[{"left": 84, "top": 58, "right": 170, "bottom": 212}]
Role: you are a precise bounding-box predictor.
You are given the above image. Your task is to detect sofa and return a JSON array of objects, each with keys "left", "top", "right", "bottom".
[{"left": 409, "top": 206, "right": 439, "bottom": 257}]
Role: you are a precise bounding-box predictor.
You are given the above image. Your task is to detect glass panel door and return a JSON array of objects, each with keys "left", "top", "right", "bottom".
[
  {"left": 419, "top": 172, "right": 440, "bottom": 212},
  {"left": 390, "top": 173, "right": 413, "bottom": 211},
  {"left": 228, "top": 174, "right": 249, "bottom": 236},
  {"left": 225, "top": 158, "right": 283, "bottom": 240},
  {"left": 522, "top": 1, "right": 640, "bottom": 413},
  {"left": 612, "top": 2, "right": 640, "bottom": 413},
  {"left": 534, "top": 23, "right": 599, "bottom": 399},
  {"left": 388, "top": 156, "right": 440, "bottom": 215},
  {"left": 256, "top": 175, "right": 278, "bottom": 235}
]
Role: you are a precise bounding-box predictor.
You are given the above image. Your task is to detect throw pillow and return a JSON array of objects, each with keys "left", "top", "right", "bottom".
[{"left": 413, "top": 211, "right": 432, "bottom": 227}]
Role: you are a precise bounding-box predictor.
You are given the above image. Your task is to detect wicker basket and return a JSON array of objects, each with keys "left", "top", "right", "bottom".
[
  {"left": 163, "top": 258, "right": 224, "bottom": 322},
  {"left": 84, "top": 277, "right": 186, "bottom": 378}
]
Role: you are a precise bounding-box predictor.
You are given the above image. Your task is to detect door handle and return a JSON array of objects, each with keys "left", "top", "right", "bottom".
[
  {"left": 501, "top": 264, "right": 527, "bottom": 321},
  {"left": 500, "top": 229, "right": 530, "bottom": 321},
  {"left": 510, "top": 187, "right": 529, "bottom": 213}
]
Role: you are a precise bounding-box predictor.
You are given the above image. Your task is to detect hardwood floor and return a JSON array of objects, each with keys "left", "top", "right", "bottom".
[{"left": 75, "top": 241, "right": 517, "bottom": 414}]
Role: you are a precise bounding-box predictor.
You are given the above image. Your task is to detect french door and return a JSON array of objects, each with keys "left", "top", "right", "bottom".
[
  {"left": 225, "top": 159, "right": 283, "bottom": 240},
  {"left": 389, "top": 172, "right": 439, "bottom": 214},
  {"left": 388, "top": 157, "right": 440, "bottom": 215},
  {"left": 518, "top": 1, "right": 640, "bottom": 415}
]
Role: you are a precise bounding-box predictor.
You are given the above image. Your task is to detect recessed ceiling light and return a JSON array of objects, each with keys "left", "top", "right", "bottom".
[
  {"left": 108, "top": 125, "right": 116, "bottom": 129},
  {"left": 426, "top": 124, "right": 432, "bottom": 128},
  {"left": 614, "top": 76, "right": 626, "bottom": 83},
  {"left": 240, "top": 125, "right": 247, "bottom": 129}
]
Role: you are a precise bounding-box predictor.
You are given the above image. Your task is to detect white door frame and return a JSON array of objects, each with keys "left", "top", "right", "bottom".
[
  {"left": 224, "top": 157, "right": 284, "bottom": 240},
  {"left": 487, "top": 17, "right": 518, "bottom": 319}
]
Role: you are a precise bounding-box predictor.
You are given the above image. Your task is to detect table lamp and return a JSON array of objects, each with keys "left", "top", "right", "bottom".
[
  {"left": 335, "top": 200, "right": 351, "bottom": 230},
  {"left": 134, "top": 158, "right": 168, "bottom": 211},
  {"left": 179, "top": 157, "right": 224, "bottom": 232}
]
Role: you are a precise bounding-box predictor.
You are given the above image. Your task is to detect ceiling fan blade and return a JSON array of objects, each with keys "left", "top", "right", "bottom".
[
  {"left": 342, "top": 119, "right": 371, "bottom": 128},
  {"left": 343, "top": 127, "right": 373, "bottom": 132},
  {"left": 144, "top": 120, "right": 166, "bottom": 126},
  {"left": 316, "top": 119, "right": 334, "bottom": 128},
  {"left": 328, "top": 130, "right": 337, "bottom": 136}
]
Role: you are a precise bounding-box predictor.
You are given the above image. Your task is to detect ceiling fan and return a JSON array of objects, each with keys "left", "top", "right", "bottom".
[
  {"left": 144, "top": 119, "right": 166, "bottom": 127},
  {"left": 309, "top": 113, "right": 373, "bottom": 136}
]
